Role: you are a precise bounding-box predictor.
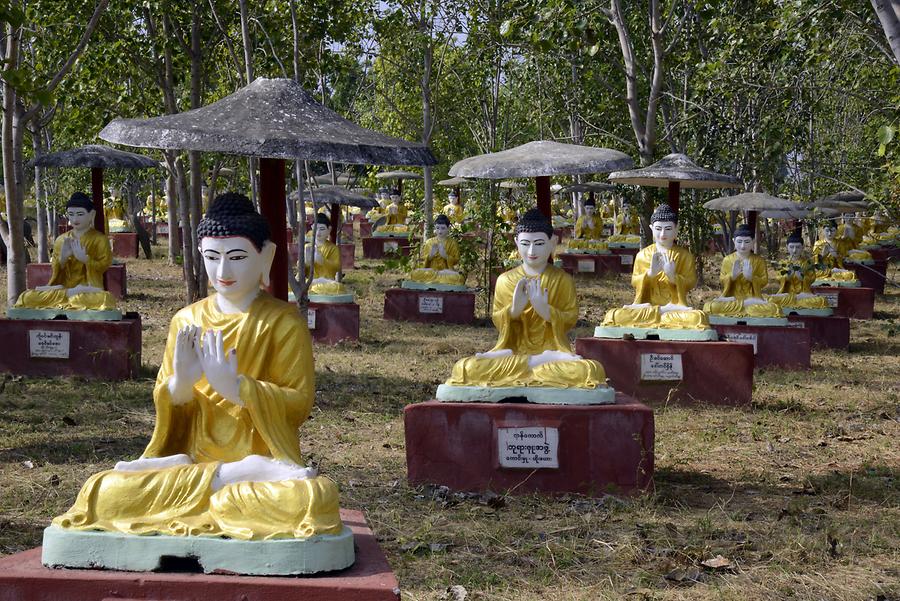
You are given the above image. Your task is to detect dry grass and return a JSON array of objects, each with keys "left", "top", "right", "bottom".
[{"left": 0, "top": 243, "right": 898, "bottom": 601}]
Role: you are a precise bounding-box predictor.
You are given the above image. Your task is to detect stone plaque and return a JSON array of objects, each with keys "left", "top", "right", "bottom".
[
  {"left": 784, "top": 321, "right": 805, "bottom": 328},
  {"left": 620, "top": 254, "right": 634, "bottom": 266},
  {"left": 640, "top": 352, "right": 683, "bottom": 381},
  {"left": 29, "top": 330, "right": 70, "bottom": 359},
  {"left": 497, "top": 426, "right": 559, "bottom": 469},
  {"left": 384, "top": 241, "right": 399, "bottom": 252},
  {"left": 307, "top": 309, "right": 317, "bottom": 330},
  {"left": 418, "top": 295, "right": 444, "bottom": 314},
  {"left": 815, "top": 291, "right": 839, "bottom": 308},
  {"left": 158, "top": 224, "right": 170, "bottom": 235},
  {"left": 577, "top": 259, "right": 595, "bottom": 273},
  {"left": 723, "top": 331, "right": 758, "bottom": 354}
]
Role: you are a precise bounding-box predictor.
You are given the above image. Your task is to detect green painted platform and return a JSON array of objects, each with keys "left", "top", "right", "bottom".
[
  {"left": 812, "top": 279, "right": 860, "bottom": 288},
  {"left": 592, "top": 325, "right": 719, "bottom": 341},
  {"left": 708, "top": 315, "right": 790, "bottom": 326},
  {"left": 435, "top": 384, "right": 616, "bottom": 405},
  {"left": 401, "top": 280, "right": 469, "bottom": 293},
  {"left": 7, "top": 307, "right": 123, "bottom": 321},
  {"left": 308, "top": 293, "right": 355, "bottom": 304}
]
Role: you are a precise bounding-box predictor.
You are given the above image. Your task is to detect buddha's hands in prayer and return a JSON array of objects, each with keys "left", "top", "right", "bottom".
[
  {"left": 437, "top": 242, "right": 447, "bottom": 259},
  {"left": 525, "top": 278, "right": 551, "bottom": 321},
  {"left": 168, "top": 324, "right": 202, "bottom": 405},
  {"left": 70, "top": 238, "right": 89, "bottom": 263},
  {"left": 649, "top": 251, "right": 663, "bottom": 276},
  {"left": 198, "top": 329, "right": 242, "bottom": 406},
  {"left": 510, "top": 277, "right": 529, "bottom": 318},
  {"left": 731, "top": 257, "right": 742, "bottom": 279},
  {"left": 429, "top": 243, "right": 440, "bottom": 258},
  {"left": 58, "top": 238, "right": 73, "bottom": 263},
  {"left": 661, "top": 254, "right": 677, "bottom": 282},
  {"left": 742, "top": 259, "right": 753, "bottom": 280},
  {"left": 389, "top": 205, "right": 398, "bottom": 215}
]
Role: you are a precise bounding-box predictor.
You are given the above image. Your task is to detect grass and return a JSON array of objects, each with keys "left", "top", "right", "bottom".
[{"left": 0, "top": 241, "right": 898, "bottom": 601}]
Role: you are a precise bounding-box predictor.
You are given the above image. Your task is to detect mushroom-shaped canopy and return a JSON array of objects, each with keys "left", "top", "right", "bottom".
[
  {"left": 499, "top": 180, "right": 525, "bottom": 189},
  {"left": 376, "top": 170, "right": 423, "bottom": 180},
  {"left": 310, "top": 173, "right": 356, "bottom": 186},
  {"left": 609, "top": 153, "right": 740, "bottom": 189},
  {"left": 816, "top": 190, "right": 865, "bottom": 205},
  {"left": 761, "top": 208, "right": 834, "bottom": 220},
  {"left": 448, "top": 141, "right": 633, "bottom": 179},
  {"left": 437, "top": 176, "right": 470, "bottom": 187},
  {"left": 559, "top": 182, "right": 616, "bottom": 194},
  {"left": 809, "top": 199, "right": 860, "bottom": 212},
  {"left": 31, "top": 144, "right": 158, "bottom": 169},
  {"left": 703, "top": 192, "right": 798, "bottom": 212},
  {"left": 292, "top": 185, "right": 377, "bottom": 209},
  {"left": 99, "top": 78, "right": 436, "bottom": 166}
]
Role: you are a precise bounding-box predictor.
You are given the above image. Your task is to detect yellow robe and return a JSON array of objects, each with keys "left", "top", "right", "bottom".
[
  {"left": 703, "top": 253, "right": 782, "bottom": 317},
  {"left": 302, "top": 240, "right": 348, "bottom": 295},
  {"left": 15, "top": 228, "right": 116, "bottom": 310},
  {"left": 53, "top": 293, "right": 343, "bottom": 540},
  {"left": 446, "top": 265, "right": 604, "bottom": 388},
  {"left": 766, "top": 257, "right": 828, "bottom": 309},
  {"left": 812, "top": 239, "right": 857, "bottom": 281},
  {"left": 410, "top": 237, "right": 464, "bottom": 285},
  {"left": 386, "top": 204, "right": 408, "bottom": 225},
  {"left": 615, "top": 213, "right": 641, "bottom": 236},
  {"left": 602, "top": 244, "right": 709, "bottom": 329},
  {"left": 443, "top": 203, "right": 464, "bottom": 224},
  {"left": 574, "top": 215, "right": 604, "bottom": 240}
]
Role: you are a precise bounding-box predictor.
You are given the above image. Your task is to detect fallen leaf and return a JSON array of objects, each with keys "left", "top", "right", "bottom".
[
  {"left": 701, "top": 555, "right": 731, "bottom": 570},
  {"left": 440, "top": 585, "right": 467, "bottom": 601},
  {"left": 664, "top": 566, "right": 701, "bottom": 583}
]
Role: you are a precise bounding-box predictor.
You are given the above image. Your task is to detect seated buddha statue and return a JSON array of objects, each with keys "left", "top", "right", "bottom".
[
  {"left": 608, "top": 203, "right": 641, "bottom": 244},
  {"left": 15, "top": 192, "right": 117, "bottom": 313},
  {"left": 812, "top": 221, "right": 860, "bottom": 284},
  {"left": 574, "top": 199, "right": 604, "bottom": 240},
  {"left": 385, "top": 190, "right": 408, "bottom": 225},
  {"left": 836, "top": 215, "right": 874, "bottom": 264},
  {"left": 408, "top": 214, "right": 465, "bottom": 288},
  {"left": 302, "top": 213, "right": 350, "bottom": 299},
  {"left": 766, "top": 231, "right": 830, "bottom": 311},
  {"left": 601, "top": 203, "right": 712, "bottom": 331},
  {"left": 47, "top": 193, "right": 348, "bottom": 555},
  {"left": 440, "top": 209, "right": 608, "bottom": 398},
  {"left": 442, "top": 192, "right": 464, "bottom": 225},
  {"left": 702, "top": 224, "right": 783, "bottom": 319}
]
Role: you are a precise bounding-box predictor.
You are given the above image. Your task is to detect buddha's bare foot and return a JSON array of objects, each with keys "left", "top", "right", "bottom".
[
  {"left": 212, "top": 454, "right": 316, "bottom": 491},
  {"left": 115, "top": 453, "right": 192, "bottom": 472}
]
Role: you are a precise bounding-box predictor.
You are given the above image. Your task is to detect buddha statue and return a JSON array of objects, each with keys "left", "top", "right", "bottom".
[
  {"left": 599, "top": 203, "right": 715, "bottom": 337},
  {"left": 608, "top": 203, "right": 641, "bottom": 245},
  {"left": 812, "top": 221, "right": 860, "bottom": 285},
  {"left": 385, "top": 189, "right": 408, "bottom": 225},
  {"left": 302, "top": 213, "right": 351, "bottom": 299},
  {"left": 407, "top": 214, "right": 465, "bottom": 289},
  {"left": 443, "top": 191, "right": 464, "bottom": 225},
  {"left": 574, "top": 199, "right": 604, "bottom": 240},
  {"left": 44, "top": 193, "right": 351, "bottom": 573},
  {"left": 766, "top": 231, "right": 830, "bottom": 312},
  {"left": 836, "top": 214, "right": 874, "bottom": 264},
  {"left": 702, "top": 224, "right": 784, "bottom": 321},
  {"left": 436, "top": 208, "right": 613, "bottom": 404},
  {"left": 14, "top": 192, "right": 117, "bottom": 315}
]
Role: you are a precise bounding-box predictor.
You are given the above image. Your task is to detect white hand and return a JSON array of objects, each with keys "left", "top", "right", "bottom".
[
  {"left": 526, "top": 278, "right": 551, "bottom": 321},
  {"left": 70, "top": 238, "right": 88, "bottom": 263},
  {"left": 731, "top": 258, "right": 742, "bottom": 279},
  {"left": 389, "top": 205, "right": 398, "bottom": 215},
  {"left": 168, "top": 325, "right": 202, "bottom": 405},
  {"left": 742, "top": 259, "right": 753, "bottom": 280},
  {"left": 197, "top": 329, "right": 242, "bottom": 405},
  {"left": 429, "top": 244, "right": 439, "bottom": 257},
  {"left": 649, "top": 252, "right": 662, "bottom": 277},
  {"left": 510, "top": 277, "right": 529, "bottom": 318},
  {"left": 438, "top": 243, "right": 447, "bottom": 259},
  {"left": 58, "top": 238, "right": 73, "bottom": 263},
  {"left": 662, "top": 256, "right": 677, "bottom": 282}
]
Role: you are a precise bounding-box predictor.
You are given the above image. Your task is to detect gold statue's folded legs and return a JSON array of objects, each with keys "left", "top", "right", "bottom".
[
  {"left": 409, "top": 268, "right": 438, "bottom": 283},
  {"left": 742, "top": 301, "right": 783, "bottom": 318},
  {"left": 446, "top": 354, "right": 532, "bottom": 387},
  {"left": 601, "top": 305, "right": 661, "bottom": 328},
  {"left": 702, "top": 299, "right": 744, "bottom": 317},
  {"left": 15, "top": 289, "right": 68, "bottom": 309},
  {"left": 658, "top": 309, "right": 710, "bottom": 329},
  {"left": 766, "top": 293, "right": 828, "bottom": 310},
  {"left": 530, "top": 358, "right": 606, "bottom": 388},
  {"left": 66, "top": 291, "right": 118, "bottom": 311}
]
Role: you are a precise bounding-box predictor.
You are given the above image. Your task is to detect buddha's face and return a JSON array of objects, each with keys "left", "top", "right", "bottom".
[
  {"left": 67, "top": 207, "right": 94, "bottom": 233},
  {"left": 734, "top": 235, "right": 754, "bottom": 257},
  {"left": 651, "top": 220, "right": 677, "bottom": 249},
  {"left": 390, "top": 195, "right": 401, "bottom": 205},
  {"left": 201, "top": 236, "right": 274, "bottom": 302},
  {"left": 516, "top": 231, "right": 555, "bottom": 270},
  {"left": 314, "top": 223, "right": 329, "bottom": 244},
  {"left": 584, "top": 204, "right": 596, "bottom": 216},
  {"left": 434, "top": 223, "right": 449, "bottom": 239},
  {"left": 787, "top": 241, "right": 803, "bottom": 259},
  {"left": 623, "top": 206, "right": 632, "bottom": 218},
  {"left": 449, "top": 194, "right": 458, "bottom": 205},
  {"left": 822, "top": 225, "right": 836, "bottom": 242}
]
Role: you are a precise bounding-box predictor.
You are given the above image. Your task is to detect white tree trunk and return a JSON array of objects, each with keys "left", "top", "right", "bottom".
[{"left": 871, "top": 0, "right": 900, "bottom": 65}]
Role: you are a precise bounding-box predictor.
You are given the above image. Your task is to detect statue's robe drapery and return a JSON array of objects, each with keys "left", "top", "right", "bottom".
[
  {"left": 410, "top": 237, "right": 464, "bottom": 285},
  {"left": 574, "top": 215, "right": 603, "bottom": 240},
  {"left": 766, "top": 257, "right": 828, "bottom": 309},
  {"left": 703, "top": 253, "right": 782, "bottom": 317}
]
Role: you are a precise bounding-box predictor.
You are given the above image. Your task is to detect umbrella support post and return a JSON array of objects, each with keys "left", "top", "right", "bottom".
[
  {"left": 330, "top": 202, "right": 340, "bottom": 244},
  {"left": 667, "top": 181, "right": 680, "bottom": 213},
  {"left": 91, "top": 167, "right": 106, "bottom": 233},
  {"left": 536, "top": 176, "right": 551, "bottom": 218},
  {"left": 259, "top": 157, "right": 289, "bottom": 301}
]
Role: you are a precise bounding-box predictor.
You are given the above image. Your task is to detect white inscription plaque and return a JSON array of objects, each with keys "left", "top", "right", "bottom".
[
  {"left": 577, "top": 259, "right": 595, "bottom": 273},
  {"left": 640, "top": 353, "right": 683, "bottom": 381},
  {"left": 722, "top": 331, "right": 758, "bottom": 354},
  {"left": 497, "top": 427, "right": 559, "bottom": 469},
  {"left": 419, "top": 295, "right": 444, "bottom": 314},
  {"left": 815, "top": 291, "right": 840, "bottom": 308},
  {"left": 620, "top": 254, "right": 634, "bottom": 266},
  {"left": 307, "top": 309, "right": 317, "bottom": 330},
  {"left": 29, "top": 330, "right": 70, "bottom": 359},
  {"left": 384, "top": 241, "right": 399, "bottom": 252}
]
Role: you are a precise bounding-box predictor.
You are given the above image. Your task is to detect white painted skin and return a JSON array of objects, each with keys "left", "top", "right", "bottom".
[
  {"left": 448, "top": 194, "right": 459, "bottom": 205},
  {"left": 731, "top": 235, "right": 754, "bottom": 281},
  {"left": 822, "top": 225, "right": 837, "bottom": 244},
  {"left": 60, "top": 207, "right": 94, "bottom": 265},
  {"left": 787, "top": 241, "right": 804, "bottom": 261},
  {"left": 649, "top": 220, "right": 678, "bottom": 283},
  {"left": 201, "top": 236, "right": 275, "bottom": 315},
  {"left": 306, "top": 223, "right": 327, "bottom": 266},
  {"left": 430, "top": 222, "right": 450, "bottom": 259}
]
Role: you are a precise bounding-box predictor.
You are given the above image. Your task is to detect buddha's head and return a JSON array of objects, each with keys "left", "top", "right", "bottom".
[
  {"left": 434, "top": 214, "right": 451, "bottom": 239},
  {"left": 733, "top": 224, "right": 754, "bottom": 259},
  {"left": 822, "top": 221, "right": 837, "bottom": 242},
  {"left": 314, "top": 213, "right": 330, "bottom": 245},
  {"left": 66, "top": 192, "right": 95, "bottom": 235},
  {"left": 623, "top": 203, "right": 632, "bottom": 218},
  {"left": 583, "top": 198, "right": 596, "bottom": 217},
  {"left": 786, "top": 231, "right": 804, "bottom": 260},
  {"left": 390, "top": 190, "right": 401, "bottom": 205},
  {"left": 515, "top": 208, "right": 556, "bottom": 273},
  {"left": 650, "top": 203, "right": 678, "bottom": 250},
  {"left": 197, "top": 192, "right": 275, "bottom": 303},
  {"left": 448, "top": 192, "right": 459, "bottom": 206}
]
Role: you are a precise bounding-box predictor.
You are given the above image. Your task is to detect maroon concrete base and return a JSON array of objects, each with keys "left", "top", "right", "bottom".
[
  {"left": 110, "top": 232, "right": 138, "bottom": 258},
  {"left": 404, "top": 396, "right": 654, "bottom": 496},
  {"left": 812, "top": 286, "right": 875, "bottom": 319},
  {"left": 341, "top": 243, "right": 355, "bottom": 270},
  {"left": 0, "top": 510, "right": 399, "bottom": 601},
  {"left": 26, "top": 263, "right": 127, "bottom": 299},
  {"left": 848, "top": 261, "right": 887, "bottom": 294},
  {"left": 308, "top": 302, "right": 359, "bottom": 344},
  {"left": 285, "top": 228, "right": 294, "bottom": 244},
  {"left": 609, "top": 247, "right": 638, "bottom": 273},
  {"left": 574, "top": 338, "right": 754, "bottom": 406},
  {"left": 359, "top": 221, "right": 373, "bottom": 237},
  {"left": 785, "top": 314, "right": 850, "bottom": 350},
  {"left": 341, "top": 221, "right": 355, "bottom": 242},
  {"left": 0, "top": 315, "right": 141, "bottom": 380},
  {"left": 553, "top": 226, "right": 572, "bottom": 242},
  {"left": 558, "top": 253, "right": 620, "bottom": 277},
  {"left": 712, "top": 324, "right": 811, "bottom": 370},
  {"left": 362, "top": 237, "right": 415, "bottom": 259},
  {"left": 383, "top": 288, "right": 475, "bottom": 325}
]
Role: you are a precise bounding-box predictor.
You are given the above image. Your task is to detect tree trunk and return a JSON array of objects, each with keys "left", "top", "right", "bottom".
[
  {"left": 189, "top": 2, "right": 206, "bottom": 296},
  {"left": 871, "top": 0, "right": 900, "bottom": 65},
  {"left": 421, "top": 29, "right": 434, "bottom": 237},
  {"left": 1, "top": 23, "right": 27, "bottom": 304},
  {"left": 32, "top": 121, "right": 50, "bottom": 262},
  {"left": 165, "top": 170, "right": 180, "bottom": 264}
]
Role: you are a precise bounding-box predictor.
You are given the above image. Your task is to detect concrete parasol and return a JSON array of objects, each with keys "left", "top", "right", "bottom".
[{"left": 704, "top": 191, "right": 799, "bottom": 233}]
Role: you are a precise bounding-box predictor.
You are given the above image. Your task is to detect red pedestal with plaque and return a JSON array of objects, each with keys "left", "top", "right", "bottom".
[
  {"left": 812, "top": 286, "right": 875, "bottom": 319},
  {"left": 558, "top": 253, "right": 620, "bottom": 277},
  {"left": 308, "top": 302, "right": 359, "bottom": 344},
  {"left": 0, "top": 510, "right": 399, "bottom": 601},
  {"left": 362, "top": 237, "right": 415, "bottom": 259},
  {"left": 848, "top": 261, "right": 887, "bottom": 295},
  {"left": 553, "top": 226, "right": 572, "bottom": 242},
  {"left": 404, "top": 396, "right": 654, "bottom": 496},
  {"left": 110, "top": 232, "right": 139, "bottom": 258},
  {"left": 341, "top": 221, "right": 355, "bottom": 242},
  {"left": 574, "top": 338, "right": 754, "bottom": 406},
  {"left": 712, "top": 324, "right": 811, "bottom": 370},
  {"left": 26, "top": 263, "right": 127, "bottom": 299},
  {"left": 0, "top": 314, "right": 141, "bottom": 380},
  {"left": 383, "top": 288, "right": 476, "bottom": 325},
  {"left": 340, "top": 243, "right": 355, "bottom": 270},
  {"left": 358, "top": 221, "right": 373, "bottom": 237},
  {"left": 785, "top": 314, "right": 850, "bottom": 350},
  {"left": 609, "top": 248, "right": 638, "bottom": 273}
]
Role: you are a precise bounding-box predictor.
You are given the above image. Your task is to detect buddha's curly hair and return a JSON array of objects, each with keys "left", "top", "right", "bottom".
[
  {"left": 66, "top": 191, "right": 94, "bottom": 211},
  {"left": 734, "top": 223, "right": 755, "bottom": 239},
  {"left": 197, "top": 192, "right": 270, "bottom": 251},
  {"left": 515, "top": 207, "right": 554, "bottom": 238},
  {"left": 434, "top": 214, "right": 451, "bottom": 227},
  {"left": 315, "top": 212, "right": 331, "bottom": 227},
  {"left": 787, "top": 231, "right": 804, "bottom": 245},
  {"left": 650, "top": 203, "right": 678, "bottom": 224}
]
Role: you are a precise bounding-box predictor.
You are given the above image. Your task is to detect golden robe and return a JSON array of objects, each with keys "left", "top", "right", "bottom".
[
  {"left": 703, "top": 253, "right": 782, "bottom": 317},
  {"left": 53, "top": 293, "right": 343, "bottom": 540},
  {"left": 303, "top": 240, "right": 341, "bottom": 280},
  {"left": 446, "top": 265, "right": 604, "bottom": 388},
  {"left": 615, "top": 213, "right": 641, "bottom": 236},
  {"left": 766, "top": 258, "right": 828, "bottom": 309},
  {"left": 386, "top": 204, "right": 408, "bottom": 225},
  {"left": 16, "top": 228, "right": 116, "bottom": 310},
  {"left": 420, "top": 236, "right": 459, "bottom": 271},
  {"left": 812, "top": 239, "right": 857, "bottom": 281},
  {"left": 574, "top": 215, "right": 603, "bottom": 240},
  {"left": 443, "top": 203, "right": 464, "bottom": 224}
]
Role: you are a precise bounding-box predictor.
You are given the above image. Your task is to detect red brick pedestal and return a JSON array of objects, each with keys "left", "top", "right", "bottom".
[
  {"left": 785, "top": 314, "right": 850, "bottom": 350},
  {"left": 362, "top": 236, "right": 415, "bottom": 259},
  {"left": 359, "top": 221, "right": 373, "bottom": 237},
  {"left": 574, "top": 338, "right": 754, "bottom": 406},
  {"left": 0, "top": 315, "right": 141, "bottom": 380},
  {"left": 609, "top": 248, "right": 639, "bottom": 273},
  {"left": 308, "top": 302, "right": 359, "bottom": 344},
  {"left": 848, "top": 261, "right": 888, "bottom": 294},
  {"left": 26, "top": 263, "right": 127, "bottom": 299},
  {"left": 110, "top": 232, "right": 139, "bottom": 258},
  {"left": 812, "top": 286, "right": 875, "bottom": 319},
  {"left": 558, "top": 253, "right": 620, "bottom": 277},
  {"left": 0, "top": 510, "right": 399, "bottom": 601},
  {"left": 404, "top": 396, "right": 654, "bottom": 496},
  {"left": 712, "top": 324, "right": 811, "bottom": 370},
  {"left": 383, "top": 288, "right": 476, "bottom": 325},
  {"left": 341, "top": 243, "right": 355, "bottom": 270},
  {"left": 341, "top": 221, "right": 355, "bottom": 242}
]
